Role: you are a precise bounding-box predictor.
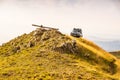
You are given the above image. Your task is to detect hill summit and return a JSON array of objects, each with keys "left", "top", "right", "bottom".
[{"left": 0, "top": 28, "right": 120, "bottom": 80}]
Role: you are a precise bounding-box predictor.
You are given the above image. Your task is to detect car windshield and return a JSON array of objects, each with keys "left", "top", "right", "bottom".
[{"left": 73, "top": 28, "right": 81, "bottom": 32}]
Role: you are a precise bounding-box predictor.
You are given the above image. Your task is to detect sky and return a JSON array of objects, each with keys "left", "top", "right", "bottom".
[{"left": 0, "top": 0, "right": 120, "bottom": 45}]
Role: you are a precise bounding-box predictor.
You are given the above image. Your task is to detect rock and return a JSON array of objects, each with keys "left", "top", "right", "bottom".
[
  {"left": 53, "top": 40, "right": 78, "bottom": 54},
  {"left": 41, "top": 29, "right": 62, "bottom": 41},
  {"left": 33, "top": 28, "right": 46, "bottom": 36},
  {"left": 33, "top": 28, "right": 47, "bottom": 41},
  {"left": 12, "top": 46, "right": 20, "bottom": 53},
  {"left": 27, "top": 41, "right": 35, "bottom": 47}
]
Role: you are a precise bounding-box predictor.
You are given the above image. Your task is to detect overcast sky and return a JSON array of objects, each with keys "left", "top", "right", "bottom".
[{"left": 0, "top": 0, "right": 120, "bottom": 44}]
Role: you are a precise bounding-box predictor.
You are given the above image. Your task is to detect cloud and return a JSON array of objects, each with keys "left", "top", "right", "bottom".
[{"left": 0, "top": 0, "right": 120, "bottom": 45}]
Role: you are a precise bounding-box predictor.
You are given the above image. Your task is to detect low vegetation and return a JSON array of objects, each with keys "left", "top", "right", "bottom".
[
  {"left": 110, "top": 51, "right": 120, "bottom": 59},
  {"left": 0, "top": 28, "right": 120, "bottom": 80}
]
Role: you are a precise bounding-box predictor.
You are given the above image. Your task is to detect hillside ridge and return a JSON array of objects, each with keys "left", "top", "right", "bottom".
[{"left": 0, "top": 28, "right": 120, "bottom": 80}]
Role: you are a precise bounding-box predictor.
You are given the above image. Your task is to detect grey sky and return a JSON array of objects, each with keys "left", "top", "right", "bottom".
[{"left": 0, "top": 0, "right": 120, "bottom": 44}]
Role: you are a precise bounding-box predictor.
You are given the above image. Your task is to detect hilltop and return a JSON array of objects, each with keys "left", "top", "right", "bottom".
[{"left": 0, "top": 28, "right": 120, "bottom": 80}]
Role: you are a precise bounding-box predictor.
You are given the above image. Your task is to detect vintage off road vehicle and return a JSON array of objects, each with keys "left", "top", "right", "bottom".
[{"left": 70, "top": 28, "right": 83, "bottom": 38}]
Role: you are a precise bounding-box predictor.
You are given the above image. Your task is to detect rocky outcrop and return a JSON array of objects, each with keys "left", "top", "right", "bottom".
[{"left": 53, "top": 40, "right": 79, "bottom": 54}]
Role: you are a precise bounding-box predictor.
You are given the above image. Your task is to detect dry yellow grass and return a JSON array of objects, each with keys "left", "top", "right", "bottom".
[
  {"left": 69, "top": 36, "right": 120, "bottom": 79},
  {"left": 0, "top": 29, "right": 119, "bottom": 80},
  {"left": 69, "top": 36, "right": 116, "bottom": 61}
]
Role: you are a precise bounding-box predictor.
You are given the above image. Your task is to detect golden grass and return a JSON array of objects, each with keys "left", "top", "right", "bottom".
[
  {"left": 0, "top": 30, "right": 119, "bottom": 79},
  {"left": 69, "top": 36, "right": 116, "bottom": 62},
  {"left": 69, "top": 36, "right": 120, "bottom": 79}
]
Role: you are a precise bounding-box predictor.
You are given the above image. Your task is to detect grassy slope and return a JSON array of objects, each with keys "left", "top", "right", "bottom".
[
  {"left": 110, "top": 51, "right": 120, "bottom": 77},
  {"left": 0, "top": 29, "right": 120, "bottom": 80}
]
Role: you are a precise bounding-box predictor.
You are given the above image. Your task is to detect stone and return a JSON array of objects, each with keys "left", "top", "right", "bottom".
[
  {"left": 12, "top": 46, "right": 20, "bottom": 53},
  {"left": 27, "top": 41, "right": 34, "bottom": 47}
]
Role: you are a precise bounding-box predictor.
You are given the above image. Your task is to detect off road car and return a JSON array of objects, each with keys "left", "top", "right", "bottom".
[{"left": 70, "top": 28, "right": 83, "bottom": 38}]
